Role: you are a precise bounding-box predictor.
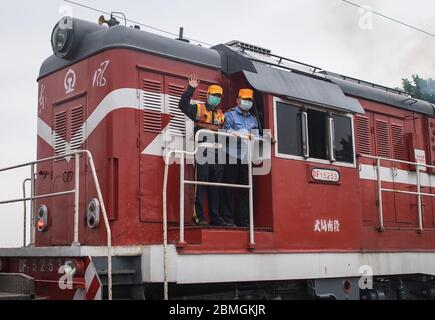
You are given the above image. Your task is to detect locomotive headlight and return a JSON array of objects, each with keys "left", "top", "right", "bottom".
[
  {"left": 53, "top": 28, "right": 69, "bottom": 51},
  {"left": 36, "top": 205, "right": 49, "bottom": 233},
  {"left": 87, "top": 198, "right": 101, "bottom": 230},
  {"left": 51, "top": 17, "right": 74, "bottom": 58},
  {"left": 51, "top": 17, "right": 104, "bottom": 60}
]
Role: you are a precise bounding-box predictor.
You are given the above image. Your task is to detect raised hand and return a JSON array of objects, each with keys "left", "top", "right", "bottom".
[{"left": 188, "top": 74, "right": 200, "bottom": 89}]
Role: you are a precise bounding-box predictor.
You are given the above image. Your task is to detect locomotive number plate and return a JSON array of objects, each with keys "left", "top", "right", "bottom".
[{"left": 311, "top": 168, "right": 340, "bottom": 184}]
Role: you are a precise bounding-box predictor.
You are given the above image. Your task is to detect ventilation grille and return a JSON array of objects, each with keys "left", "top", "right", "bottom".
[
  {"left": 355, "top": 115, "right": 371, "bottom": 155},
  {"left": 198, "top": 90, "right": 208, "bottom": 104},
  {"left": 70, "top": 106, "right": 84, "bottom": 151},
  {"left": 54, "top": 111, "right": 67, "bottom": 155},
  {"left": 375, "top": 120, "right": 391, "bottom": 157},
  {"left": 168, "top": 84, "right": 186, "bottom": 136},
  {"left": 143, "top": 79, "right": 163, "bottom": 133},
  {"left": 391, "top": 124, "right": 407, "bottom": 160}
]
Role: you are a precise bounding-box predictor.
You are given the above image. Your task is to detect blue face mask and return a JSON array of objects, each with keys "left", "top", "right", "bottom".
[
  {"left": 239, "top": 99, "right": 253, "bottom": 111},
  {"left": 208, "top": 95, "right": 222, "bottom": 108}
]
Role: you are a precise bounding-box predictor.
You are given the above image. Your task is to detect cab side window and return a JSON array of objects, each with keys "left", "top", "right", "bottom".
[
  {"left": 275, "top": 101, "right": 355, "bottom": 165},
  {"left": 332, "top": 114, "right": 354, "bottom": 163},
  {"left": 307, "top": 109, "right": 328, "bottom": 160},
  {"left": 276, "top": 102, "right": 303, "bottom": 157}
]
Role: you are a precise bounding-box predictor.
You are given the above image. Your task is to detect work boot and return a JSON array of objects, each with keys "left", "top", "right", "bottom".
[
  {"left": 211, "top": 220, "right": 235, "bottom": 227},
  {"left": 193, "top": 216, "right": 208, "bottom": 226}
]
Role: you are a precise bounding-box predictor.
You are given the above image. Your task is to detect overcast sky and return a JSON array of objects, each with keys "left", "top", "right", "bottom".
[{"left": 0, "top": 0, "right": 434, "bottom": 247}]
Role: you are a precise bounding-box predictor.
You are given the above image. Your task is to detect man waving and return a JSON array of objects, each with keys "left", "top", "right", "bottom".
[{"left": 178, "top": 74, "right": 231, "bottom": 227}]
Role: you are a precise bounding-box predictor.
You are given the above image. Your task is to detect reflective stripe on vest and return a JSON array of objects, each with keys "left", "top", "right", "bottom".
[{"left": 195, "top": 104, "right": 225, "bottom": 131}]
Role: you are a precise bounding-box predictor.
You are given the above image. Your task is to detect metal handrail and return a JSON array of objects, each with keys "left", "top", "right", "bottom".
[
  {"left": 361, "top": 154, "right": 435, "bottom": 169},
  {"left": 163, "top": 129, "right": 259, "bottom": 300},
  {"left": 2, "top": 190, "right": 76, "bottom": 204},
  {"left": 22, "top": 178, "right": 31, "bottom": 247},
  {"left": 179, "top": 130, "right": 256, "bottom": 246},
  {"left": 0, "top": 150, "right": 113, "bottom": 300},
  {"left": 360, "top": 154, "right": 435, "bottom": 233}
]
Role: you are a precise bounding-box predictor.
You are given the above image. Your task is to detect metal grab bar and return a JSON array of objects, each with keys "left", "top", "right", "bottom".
[
  {"left": 360, "top": 154, "right": 435, "bottom": 233},
  {"left": 162, "top": 129, "right": 260, "bottom": 300},
  {"left": 22, "top": 178, "right": 31, "bottom": 247},
  {"left": 0, "top": 150, "right": 113, "bottom": 300}
]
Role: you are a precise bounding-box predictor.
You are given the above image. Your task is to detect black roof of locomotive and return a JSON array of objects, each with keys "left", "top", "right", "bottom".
[
  {"left": 321, "top": 72, "right": 435, "bottom": 116},
  {"left": 39, "top": 18, "right": 434, "bottom": 116}
]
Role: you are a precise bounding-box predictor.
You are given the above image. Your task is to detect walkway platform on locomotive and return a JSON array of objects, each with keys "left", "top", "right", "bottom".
[{"left": 168, "top": 225, "right": 273, "bottom": 252}]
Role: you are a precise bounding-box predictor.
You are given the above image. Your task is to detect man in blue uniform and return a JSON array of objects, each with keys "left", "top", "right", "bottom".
[{"left": 221, "top": 89, "right": 259, "bottom": 227}]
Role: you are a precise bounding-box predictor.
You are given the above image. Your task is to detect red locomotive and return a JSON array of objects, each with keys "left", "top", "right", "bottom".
[{"left": 1, "top": 15, "right": 435, "bottom": 300}]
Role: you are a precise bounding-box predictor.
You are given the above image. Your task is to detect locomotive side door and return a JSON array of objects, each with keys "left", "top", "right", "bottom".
[
  {"left": 138, "top": 70, "right": 166, "bottom": 223},
  {"left": 49, "top": 96, "right": 87, "bottom": 245},
  {"left": 138, "top": 71, "right": 194, "bottom": 223},
  {"left": 138, "top": 69, "right": 217, "bottom": 224},
  {"left": 372, "top": 113, "right": 397, "bottom": 224}
]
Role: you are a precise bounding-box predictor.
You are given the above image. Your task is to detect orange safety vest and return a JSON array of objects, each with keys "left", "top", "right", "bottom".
[{"left": 195, "top": 104, "right": 225, "bottom": 131}]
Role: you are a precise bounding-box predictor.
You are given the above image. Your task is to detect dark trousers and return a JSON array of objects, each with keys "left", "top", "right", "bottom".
[
  {"left": 194, "top": 162, "right": 224, "bottom": 224},
  {"left": 221, "top": 156, "right": 250, "bottom": 226}
]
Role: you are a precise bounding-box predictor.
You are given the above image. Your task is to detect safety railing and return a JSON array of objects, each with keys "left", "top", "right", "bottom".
[
  {"left": 360, "top": 154, "right": 435, "bottom": 233},
  {"left": 0, "top": 150, "right": 113, "bottom": 300},
  {"left": 22, "top": 178, "right": 31, "bottom": 247},
  {"left": 163, "top": 129, "right": 259, "bottom": 300}
]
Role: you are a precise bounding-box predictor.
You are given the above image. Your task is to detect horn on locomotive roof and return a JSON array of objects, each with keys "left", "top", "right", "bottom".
[{"left": 98, "top": 12, "right": 127, "bottom": 27}]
